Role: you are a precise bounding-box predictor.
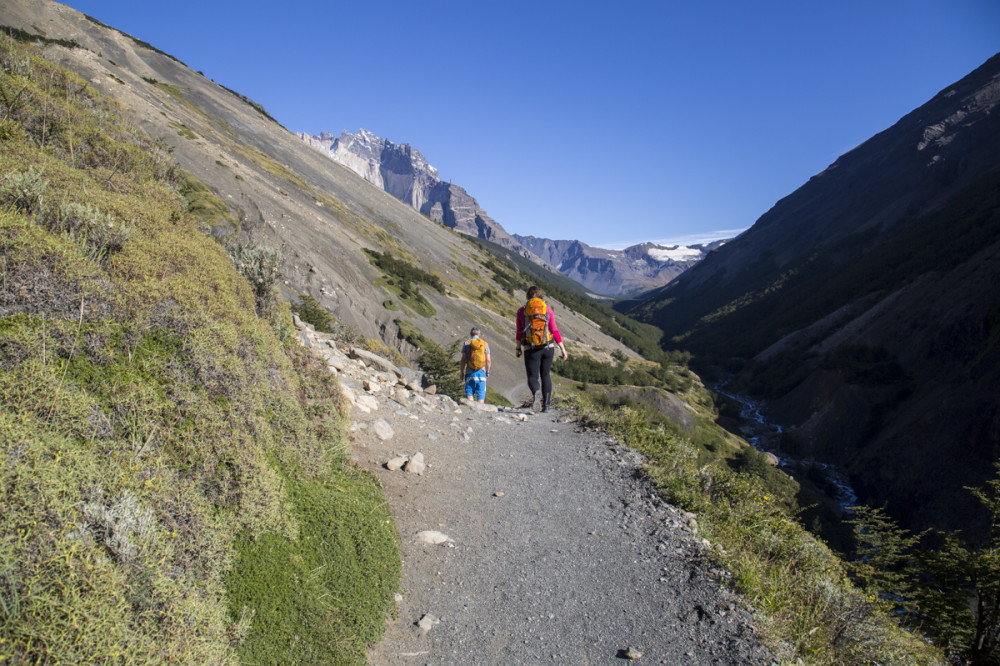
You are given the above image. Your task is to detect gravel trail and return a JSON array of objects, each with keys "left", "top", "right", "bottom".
[{"left": 352, "top": 397, "right": 773, "bottom": 666}]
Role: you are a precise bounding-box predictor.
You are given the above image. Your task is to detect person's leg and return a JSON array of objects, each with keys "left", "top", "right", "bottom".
[
  {"left": 475, "top": 375, "right": 487, "bottom": 403},
  {"left": 464, "top": 374, "right": 475, "bottom": 400},
  {"left": 539, "top": 347, "right": 555, "bottom": 411},
  {"left": 523, "top": 349, "right": 542, "bottom": 408}
]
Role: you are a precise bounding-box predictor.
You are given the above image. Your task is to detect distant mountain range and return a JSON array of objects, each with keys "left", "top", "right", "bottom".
[
  {"left": 627, "top": 51, "right": 1000, "bottom": 538},
  {"left": 513, "top": 235, "right": 727, "bottom": 297},
  {"left": 301, "top": 129, "right": 724, "bottom": 297}
]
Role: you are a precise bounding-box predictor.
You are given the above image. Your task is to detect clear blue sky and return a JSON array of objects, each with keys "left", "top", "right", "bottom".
[{"left": 66, "top": 1, "right": 999, "bottom": 248}]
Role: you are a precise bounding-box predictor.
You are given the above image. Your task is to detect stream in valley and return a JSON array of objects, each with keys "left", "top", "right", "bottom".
[{"left": 714, "top": 386, "right": 859, "bottom": 509}]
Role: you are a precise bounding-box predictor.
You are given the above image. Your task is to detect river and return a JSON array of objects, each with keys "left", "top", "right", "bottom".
[{"left": 714, "top": 385, "right": 858, "bottom": 509}]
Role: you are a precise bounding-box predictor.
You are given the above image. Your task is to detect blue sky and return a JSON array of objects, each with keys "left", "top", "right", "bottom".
[{"left": 67, "top": 1, "right": 999, "bottom": 248}]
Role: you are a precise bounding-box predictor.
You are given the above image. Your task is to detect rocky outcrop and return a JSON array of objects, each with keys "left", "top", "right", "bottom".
[
  {"left": 300, "top": 129, "right": 542, "bottom": 263},
  {"left": 515, "top": 235, "right": 726, "bottom": 297}
]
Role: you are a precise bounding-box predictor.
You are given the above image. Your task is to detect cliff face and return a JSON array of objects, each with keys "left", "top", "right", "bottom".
[
  {"left": 515, "top": 235, "right": 726, "bottom": 297},
  {"left": 300, "top": 129, "right": 541, "bottom": 262},
  {"left": 627, "top": 52, "right": 1000, "bottom": 537}
]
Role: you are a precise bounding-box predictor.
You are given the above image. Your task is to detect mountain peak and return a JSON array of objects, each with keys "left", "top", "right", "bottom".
[{"left": 301, "top": 128, "right": 541, "bottom": 263}]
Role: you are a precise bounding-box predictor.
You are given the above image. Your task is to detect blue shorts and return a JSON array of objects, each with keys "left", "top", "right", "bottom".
[{"left": 465, "top": 370, "right": 487, "bottom": 401}]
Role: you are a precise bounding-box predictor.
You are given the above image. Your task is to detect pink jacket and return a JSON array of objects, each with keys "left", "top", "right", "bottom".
[{"left": 515, "top": 305, "right": 563, "bottom": 345}]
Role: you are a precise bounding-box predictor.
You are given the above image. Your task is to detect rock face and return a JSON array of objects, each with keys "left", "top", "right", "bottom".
[
  {"left": 300, "top": 129, "right": 540, "bottom": 262},
  {"left": 629, "top": 51, "right": 1000, "bottom": 538},
  {"left": 515, "top": 235, "right": 727, "bottom": 297}
]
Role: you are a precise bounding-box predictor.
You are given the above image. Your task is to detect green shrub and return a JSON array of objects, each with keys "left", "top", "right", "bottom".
[
  {"left": 0, "top": 165, "right": 48, "bottom": 213},
  {"left": 294, "top": 293, "right": 335, "bottom": 333},
  {"left": 226, "top": 239, "right": 283, "bottom": 316}
]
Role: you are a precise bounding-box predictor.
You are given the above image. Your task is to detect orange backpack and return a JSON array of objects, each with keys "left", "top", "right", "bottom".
[
  {"left": 467, "top": 338, "right": 487, "bottom": 371},
  {"left": 522, "top": 298, "right": 552, "bottom": 348}
]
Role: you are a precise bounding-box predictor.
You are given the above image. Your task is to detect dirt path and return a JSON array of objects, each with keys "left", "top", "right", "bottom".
[{"left": 350, "top": 397, "right": 773, "bottom": 665}]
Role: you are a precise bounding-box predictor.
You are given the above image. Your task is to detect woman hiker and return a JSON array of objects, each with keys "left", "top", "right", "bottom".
[{"left": 515, "top": 286, "right": 568, "bottom": 412}]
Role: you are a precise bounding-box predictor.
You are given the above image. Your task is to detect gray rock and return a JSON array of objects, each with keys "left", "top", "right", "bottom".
[
  {"left": 404, "top": 452, "right": 426, "bottom": 475},
  {"left": 417, "top": 613, "right": 440, "bottom": 633},
  {"left": 372, "top": 418, "right": 395, "bottom": 441},
  {"left": 349, "top": 347, "right": 400, "bottom": 375},
  {"left": 385, "top": 456, "right": 408, "bottom": 471},
  {"left": 416, "top": 530, "right": 449, "bottom": 545}
]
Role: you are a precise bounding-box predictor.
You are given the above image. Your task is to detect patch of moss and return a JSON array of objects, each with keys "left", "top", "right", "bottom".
[{"left": 226, "top": 467, "right": 400, "bottom": 665}]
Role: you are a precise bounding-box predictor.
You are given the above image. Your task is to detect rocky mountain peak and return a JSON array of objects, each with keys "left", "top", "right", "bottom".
[{"left": 300, "top": 128, "right": 539, "bottom": 262}]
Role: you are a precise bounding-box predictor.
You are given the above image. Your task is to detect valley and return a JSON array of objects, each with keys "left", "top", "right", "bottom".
[{"left": 1, "top": 1, "right": 999, "bottom": 663}]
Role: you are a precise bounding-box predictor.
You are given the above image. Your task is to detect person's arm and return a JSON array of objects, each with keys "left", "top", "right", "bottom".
[
  {"left": 459, "top": 344, "right": 468, "bottom": 376},
  {"left": 515, "top": 308, "right": 524, "bottom": 357},
  {"left": 548, "top": 311, "right": 568, "bottom": 361},
  {"left": 485, "top": 350, "right": 492, "bottom": 376}
]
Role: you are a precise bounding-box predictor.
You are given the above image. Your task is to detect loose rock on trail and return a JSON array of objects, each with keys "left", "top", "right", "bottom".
[{"left": 297, "top": 319, "right": 773, "bottom": 665}]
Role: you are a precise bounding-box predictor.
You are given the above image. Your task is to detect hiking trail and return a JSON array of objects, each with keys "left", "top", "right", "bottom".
[{"left": 297, "top": 320, "right": 774, "bottom": 665}]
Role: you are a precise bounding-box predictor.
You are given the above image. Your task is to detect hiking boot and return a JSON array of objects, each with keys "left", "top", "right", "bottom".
[{"left": 541, "top": 393, "right": 551, "bottom": 412}]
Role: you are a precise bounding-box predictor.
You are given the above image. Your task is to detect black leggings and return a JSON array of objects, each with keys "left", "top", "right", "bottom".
[{"left": 523, "top": 346, "right": 554, "bottom": 395}]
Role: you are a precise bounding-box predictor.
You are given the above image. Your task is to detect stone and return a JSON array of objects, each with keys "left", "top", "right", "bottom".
[
  {"left": 364, "top": 379, "right": 381, "bottom": 393},
  {"left": 372, "top": 418, "right": 394, "bottom": 441},
  {"left": 385, "top": 456, "right": 408, "bottom": 471},
  {"left": 416, "top": 613, "right": 440, "bottom": 633},
  {"left": 623, "top": 647, "right": 642, "bottom": 660},
  {"left": 416, "top": 530, "right": 450, "bottom": 545},
  {"left": 425, "top": 384, "right": 437, "bottom": 395},
  {"left": 349, "top": 347, "right": 400, "bottom": 374},
  {"left": 404, "top": 452, "right": 426, "bottom": 475},
  {"left": 355, "top": 394, "right": 379, "bottom": 413}
]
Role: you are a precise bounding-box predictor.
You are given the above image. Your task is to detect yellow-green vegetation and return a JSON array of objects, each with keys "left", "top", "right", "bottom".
[
  {"left": 0, "top": 37, "right": 399, "bottom": 664},
  {"left": 363, "top": 247, "right": 443, "bottom": 318},
  {"left": 178, "top": 174, "right": 237, "bottom": 228},
  {"left": 569, "top": 391, "right": 943, "bottom": 664}
]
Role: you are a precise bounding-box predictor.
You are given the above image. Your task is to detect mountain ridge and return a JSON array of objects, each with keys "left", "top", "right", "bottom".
[
  {"left": 627, "top": 50, "right": 1000, "bottom": 538},
  {"left": 515, "top": 234, "right": 728, "bottom": 297},
  {"left": 300, "top": 128, "right": 543, "bottom": 264}
]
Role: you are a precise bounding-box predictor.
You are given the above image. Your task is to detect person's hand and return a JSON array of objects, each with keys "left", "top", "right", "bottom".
[
  {"left": 560, "top": 347, "right": 568, "bottom": 361},
  {"left": 515, "top": 348, "right": 522, "bottom": 358}
]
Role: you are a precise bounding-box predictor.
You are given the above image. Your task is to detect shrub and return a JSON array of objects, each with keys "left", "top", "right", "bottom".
[
  {"left": 294, "top": 293, "right": 335, "bottom": 333},
  {"left": 0, "top": 165, "right": 47, "bottom": 213},
  {"left": 226, "top": 239, "right": 283, "bottom": 316}
]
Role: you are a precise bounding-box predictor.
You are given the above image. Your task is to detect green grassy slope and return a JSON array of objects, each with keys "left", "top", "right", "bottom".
[{"left": 0, "top": 37, "right": 398, "bottom": 664}]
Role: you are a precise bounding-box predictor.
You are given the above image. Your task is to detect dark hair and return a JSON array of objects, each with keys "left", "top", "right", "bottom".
[
  {"left": 470, "top": 327, "right": 481, "bottom": 337},
  {"left": 526, "top": 285, "right": 543, "bottom": 300}
]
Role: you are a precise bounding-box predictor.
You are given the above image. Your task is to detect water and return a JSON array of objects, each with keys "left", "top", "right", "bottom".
[{"left": 715, "top": 384, "right": 858, "bottom": 509}]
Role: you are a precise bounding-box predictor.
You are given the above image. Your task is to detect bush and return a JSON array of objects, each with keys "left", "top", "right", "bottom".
[
  {"left": 226, "top": 239, "right": 283, "bottom": 316},
  {"left": 293, "top": 293, "right": 335, "bottom": 333},
  {"left": 0, "top": 165, "right": 48, "bottom": 214}
]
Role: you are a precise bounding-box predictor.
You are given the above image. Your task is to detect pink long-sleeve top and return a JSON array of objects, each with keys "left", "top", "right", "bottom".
[{"left": 515, "top": 305, "right": 563, "bottom": 345}]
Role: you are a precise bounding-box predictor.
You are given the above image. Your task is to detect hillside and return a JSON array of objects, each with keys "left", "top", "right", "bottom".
[
  {"left": 0, "top": 0, "right": 639, "bottom": 405},
  {"left": 626, "top": 52, "right": 1000, "bottom": 537},
  {"left": 0, "top": 34, "right": 401, "bottom": 663}
]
